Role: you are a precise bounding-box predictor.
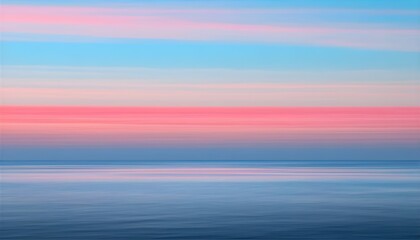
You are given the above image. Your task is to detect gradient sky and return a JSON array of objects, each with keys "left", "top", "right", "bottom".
[{"left": 1, "top": 0, "right": 419, "bottom": 160}]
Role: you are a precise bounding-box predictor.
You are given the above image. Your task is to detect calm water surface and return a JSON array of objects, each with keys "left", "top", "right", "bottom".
[{"left": 1, "top": 160, "right": 419, "bottom": 240}]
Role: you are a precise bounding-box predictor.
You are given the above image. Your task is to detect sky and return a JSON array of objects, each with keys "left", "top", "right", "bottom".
[{"left": 1, "top": 0, "right": 419, "bottom": 160}]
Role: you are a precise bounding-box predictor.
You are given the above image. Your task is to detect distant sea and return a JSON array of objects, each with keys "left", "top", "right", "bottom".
[{"left": 1, "top": 160, "right": 419, "bottom": 240}]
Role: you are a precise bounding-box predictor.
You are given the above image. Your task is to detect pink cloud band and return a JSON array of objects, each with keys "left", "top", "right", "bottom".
[
  {"left": 2, "top": 106, "right": 419, "bottom": 146},
  {"left": 3, "top": 5, "right": 419, "bottom": 51}
]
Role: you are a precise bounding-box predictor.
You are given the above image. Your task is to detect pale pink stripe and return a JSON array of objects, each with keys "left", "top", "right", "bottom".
[
  {"left": 2, "top": 167, "right": 418, "bottom": 182},
  {"left": 2, "top": 5, "right": 419, "bottom": 51}
]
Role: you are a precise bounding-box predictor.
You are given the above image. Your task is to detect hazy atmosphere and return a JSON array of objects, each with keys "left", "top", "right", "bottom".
[{"left": 1, "top": 0, "right": 419, "bottom": 239}]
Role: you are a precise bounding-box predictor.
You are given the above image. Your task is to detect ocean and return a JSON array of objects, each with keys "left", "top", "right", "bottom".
[{"left": 1, "top": 160, "right": 419, "bottom": 239}]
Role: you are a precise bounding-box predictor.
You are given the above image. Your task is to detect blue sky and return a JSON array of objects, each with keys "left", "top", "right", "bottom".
[{"left": 1, "top": 0, "right": 419, "bottom": 161}]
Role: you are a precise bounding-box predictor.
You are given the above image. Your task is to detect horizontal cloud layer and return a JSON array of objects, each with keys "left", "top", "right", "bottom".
[
  {"left": 2, "top": 106, "right": 419, "bottom": 147},
  {"left": 3, "top": 4, "right": 420, "bottom": 51},
  {"left": 3, "top": 66, "right": 419, "bottom": 106}
]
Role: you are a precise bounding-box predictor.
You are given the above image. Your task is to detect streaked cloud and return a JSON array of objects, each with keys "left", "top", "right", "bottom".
[
  {"left": 2, "top": 84, "right": 419, "bottom": 106},
  {"left": 3, "top": 5, "right": 419, "bottom": 51},
  {"left": 2, "top": 106, "right": 419, "bottom": 147},
  {"left": 2, "top": 66, "right": 419, "bottom": 106}
]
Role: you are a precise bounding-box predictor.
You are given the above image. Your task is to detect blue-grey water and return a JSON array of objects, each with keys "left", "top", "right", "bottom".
[{"left": 1, "top": 160, "right": 419, "bottom": 240}]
